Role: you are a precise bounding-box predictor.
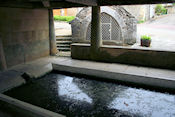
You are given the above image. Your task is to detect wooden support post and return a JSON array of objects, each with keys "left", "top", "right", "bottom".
[
  {"left": 49, "top": 9, "right": 58, "bottom": 56},
  {"left": 90, "top": 6, "right": 102, "bottom": 58},
  {"left": 0, "top": 36, "right": 7, "bottom": 70}
]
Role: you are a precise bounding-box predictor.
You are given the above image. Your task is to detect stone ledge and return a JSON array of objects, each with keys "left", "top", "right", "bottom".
[
  {"left": 52, "top": 58, "right": 175, "bottom": 90},
  {"left": 71, "top": 43, "right": 175, "bottom": 70},
  {"left": 0, "top": 70, "right": 25, "bottom": 93},
  {"left": 0, "top": 94, "right": 65, "bottom": 117},
  {"left": 0, "top": 57, "right": 57, "bottom": 93},
  {"left": 71, "top": 43, "right": 175, "bottom": 52}
]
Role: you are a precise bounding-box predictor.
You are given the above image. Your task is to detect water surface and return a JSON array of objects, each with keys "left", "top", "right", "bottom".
[{"left": 5, "top": 73, "right": 175, "bottom": 117}]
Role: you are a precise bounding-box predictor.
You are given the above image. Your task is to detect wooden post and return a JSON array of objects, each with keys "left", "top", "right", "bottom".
[
  {"left": 90, "top": 6, "right": 102, "bottom": 58},
  {"left": 49, "top": 9, "right": 58, "bottom": 56},
  {"left": 0, "top": 36, "right": 7, "bottom": 70}
]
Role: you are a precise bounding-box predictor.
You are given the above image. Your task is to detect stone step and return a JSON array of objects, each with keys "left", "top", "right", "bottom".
[
  {"left": 56, "top": 41, "right": 72, "bottom": 44},
  {"left": 56, "top": 36, "right": 72, "bottom": 40},
  {"left": 57, "top": 48, "right": 71, "bottom": 51},
  {"left": 56, "top": 35, "right": 72, "bottom": 52},
  {"left": 56, "top": 35, "right": 72, "bottom": 38},
  {"left": 57, "top": 46, "right": 70, "bottom": 49},
  {"left": 56, "top": 39, "right": 72, "bottom": 41},
  {"left": 57, "top": 43, "right": 70, "bottom": 48}
]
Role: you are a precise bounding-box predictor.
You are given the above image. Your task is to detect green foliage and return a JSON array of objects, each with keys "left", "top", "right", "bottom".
[
  {"left": 141, "top": 35, "right": 151, "bottom": 40},
  {"left": 155, "top": 4, "right": 167, "bottom": 15},
  {"left": 54, "top": 15, "right": 75, "bottom": 22},
  {"left": 161, "top": 7, "right": 167, "bottom": 14},
  {"left": 137, "top": 20, "right": 145, "bottom": 24}
]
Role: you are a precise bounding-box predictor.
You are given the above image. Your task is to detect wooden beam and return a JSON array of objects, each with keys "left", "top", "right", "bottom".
[
  {"left": 98, "top": 0, "right": 175, "bottom": 5},
  {"left": 66, "top": 0, "right": 97, "bottom": 6},
  {"left": 49, "top": 1, "right": 86, "bottom": 9},
  {"left": 0, "top": 1, "right": 86, "bottom": 9},
  {"left": 0, "top": 0, "right": 175, "bottom": 10},
  {"left": 42, "top": 1, "right": 50, "bottom": 7},
  {"left": 0, "top": 1, "right": 34, "bottom": 8}
]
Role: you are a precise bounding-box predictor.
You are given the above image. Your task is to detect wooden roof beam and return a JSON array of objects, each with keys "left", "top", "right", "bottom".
[{"left": 65, "top": 0, "right": 97, "bottom": 6}]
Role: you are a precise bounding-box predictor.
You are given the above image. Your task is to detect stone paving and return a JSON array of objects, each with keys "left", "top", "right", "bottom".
[
  {"left": 53, "top": 57, "right": 175, "bottom": 90},
  {"left": 54, "top": 21, "right": 72, "bottom": 36},
  {"left": 57, "top": 51, "right": 71, "bottom": 57},
  {"left": 132, "top": 14, "right": 175, "bottom": 51}
]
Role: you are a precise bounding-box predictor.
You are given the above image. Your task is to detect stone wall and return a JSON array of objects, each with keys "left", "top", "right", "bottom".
[
  {"left": 0, "top": 8, "right": 50, "bottom": 69},
  {"left": 122, "top": 5, "right": 155, "bottom": 21},
  {"left": 166, "top": 6, "right": 175, "bottom": 14},
  {"left": 71, "top": 6, "right": 137, "bottom": 45},
  {"left": 71, "top": 44, "right": 175, "bottom": 70}
]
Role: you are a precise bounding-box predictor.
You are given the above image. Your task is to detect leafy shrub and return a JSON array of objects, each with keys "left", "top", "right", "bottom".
[
  {"left": 54, "top": 16, "right": 75, "bottom": 22},
  {"left": 161, "top": 8, "right": 167, "bottom": 14},
  {"left": 141, "top": 35, "right": 151, "bottom": 40},
  {"left": 155, "top": 4, "right": 167, "bottom": 15}
]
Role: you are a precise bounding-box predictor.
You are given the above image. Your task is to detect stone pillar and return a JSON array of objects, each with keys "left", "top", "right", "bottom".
[
  {"left": 49, "top": 9, "right": 58, "bottom": 56},
  {"left": 90, "top": 6, "right": 102, "bottom": 58},
  {"left": 0, "top": 36, "right": 7, "bottom": 70}
]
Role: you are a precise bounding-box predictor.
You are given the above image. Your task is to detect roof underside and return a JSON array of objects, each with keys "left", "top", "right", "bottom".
[{"left": 0, "top": 0, "right": 174, "bottom": 8}]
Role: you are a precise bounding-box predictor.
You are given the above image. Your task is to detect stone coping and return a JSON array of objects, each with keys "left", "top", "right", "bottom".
[
  {"left": 0, "top": 56, "right": 175, "bottom": 116},
  {"left": 1, "top": 56, "right": 175, "bottom": 93},
  {"left": 52, "top": 59, "right": 175, "bottom": 90},
  {"left": 71, "top": 43, "right": 175, "bottom": 52},
  {"left": 0, "top": 94, "right": 65, "bottom": 117}
]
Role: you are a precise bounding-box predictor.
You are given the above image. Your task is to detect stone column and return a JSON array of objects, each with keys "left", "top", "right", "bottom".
[
  {"left": 0, "top": 36, "right": 7, "bottom": 70},
  {"left": 49, "top": 9, "right": 58, "bottom": 56},
  {"left": 90, "top": 6, "right": 102, "bottom": 58}
]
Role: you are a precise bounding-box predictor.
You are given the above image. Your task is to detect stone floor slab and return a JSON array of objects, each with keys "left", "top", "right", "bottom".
[
  {"left": 0, "top": 70, "right": 25, "bottom": 93},
  {"left": 52, "top": 57, "right": 175, "bottom": 90}
]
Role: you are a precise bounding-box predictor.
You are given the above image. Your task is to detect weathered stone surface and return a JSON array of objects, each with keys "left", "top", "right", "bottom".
[
  {"left": 71, "top": 6, "right": 137, "bottom": 45},
  {"left": 0, "top": 56, "right": 57, "bottom": 92},
  {"left": 0, "top": 70, "right": 25, "bottom": 93},
  {"left": 0, "top": 94, "right": 65, "bottom": 117},
  {"left": 9, "top": 57, "right": 54, "bottom": 79},
  {"left": 0, "top": 7, "right": 50, "bottom": 68},
  {"left": 52, "top": 57, "right": 175, "bottom": 90},
  {"left": 0, "top": 35, "right": 7, "bottom": 71},
  {"left": 49, "top": 9, "right": 58, "bottom": 55},
  {"left": 71, "top": 43, "right": 175, "bottom": 70}
]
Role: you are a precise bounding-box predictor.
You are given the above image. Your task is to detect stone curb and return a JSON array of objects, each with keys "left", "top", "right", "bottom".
[
  {"left": 52, "top": 63, "right": 175, "bottom": 90},
  {"left": 0, "top": 94, "right": 65, "bottom": 117}
]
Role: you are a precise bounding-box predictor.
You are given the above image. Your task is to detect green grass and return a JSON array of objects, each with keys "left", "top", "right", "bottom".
[
  {"left": 137, "top": 20, "right": 145, "bottom": 24},
  {"left": 54, "top": 15, "right": 75, "bottom": 22},
  {"left": 141, "top": 35, "right": 151, "bottom": 40}
]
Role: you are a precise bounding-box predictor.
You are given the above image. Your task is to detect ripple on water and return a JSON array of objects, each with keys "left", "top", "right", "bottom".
[{"left": 4, "top": 73, "right": 175, "bottom": 117}]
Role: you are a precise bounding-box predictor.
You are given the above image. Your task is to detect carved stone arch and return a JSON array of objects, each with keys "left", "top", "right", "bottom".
[
  {"left": 71, "top": 6, "right": 136, "bottom": 45},
  {"left": 86, "top": 9, "right": 124, "bottom": 44}
]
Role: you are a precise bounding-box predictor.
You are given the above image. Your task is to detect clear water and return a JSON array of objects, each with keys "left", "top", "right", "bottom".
[{"left": 5, "top": 73, "right": 175, "bottom": 117}]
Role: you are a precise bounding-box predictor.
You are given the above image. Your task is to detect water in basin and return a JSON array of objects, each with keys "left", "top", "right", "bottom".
[{"left": 4, "top": 73, "right": 175, "bottom": 117}]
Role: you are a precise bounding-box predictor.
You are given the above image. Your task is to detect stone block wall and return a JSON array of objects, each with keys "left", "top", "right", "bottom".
[
  {"left": 122, "top": 5, "right": 155, "bottom": 21},
  {"left": 0, "top": 8, "right": 50, "bottom": 69},
  {"left": 71, "top": 44, "right": 175, "bottom": 70}
]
